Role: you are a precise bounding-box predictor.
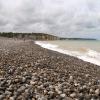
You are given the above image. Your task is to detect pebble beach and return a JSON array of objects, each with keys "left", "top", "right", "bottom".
[{"left": 0, "top": 37, "right": 100, "bottom": 100}]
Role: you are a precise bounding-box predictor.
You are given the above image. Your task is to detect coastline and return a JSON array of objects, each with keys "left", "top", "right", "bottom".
[
  {"left": 35, "top": 41, "right": 100, "bottom": 66},
  {"left": 0, "top": 38, "right": 100, "bottom": 99}
]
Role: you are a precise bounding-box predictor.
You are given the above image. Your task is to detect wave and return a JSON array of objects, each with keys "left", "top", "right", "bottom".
[{"left": 35, "top": 41, "right": 100, "bottom": 66}]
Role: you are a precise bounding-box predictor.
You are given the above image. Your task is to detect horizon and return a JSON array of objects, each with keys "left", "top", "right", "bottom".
[{"left": 0, "top": 32, "right": 99, "bottom": 40}]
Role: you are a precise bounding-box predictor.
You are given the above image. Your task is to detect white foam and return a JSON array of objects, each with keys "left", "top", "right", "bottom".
[{"left": 35, "top": 41, "right": 100, "bottom": 66}]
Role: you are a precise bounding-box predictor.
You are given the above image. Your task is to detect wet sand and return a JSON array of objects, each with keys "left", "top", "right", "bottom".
[{"left": 0, "top": 37, "right": 100, "bottom": 100}]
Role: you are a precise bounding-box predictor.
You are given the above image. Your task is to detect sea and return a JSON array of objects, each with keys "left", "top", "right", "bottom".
[{"left": 35, "top": 40, "right": 100, "bottom": 66}]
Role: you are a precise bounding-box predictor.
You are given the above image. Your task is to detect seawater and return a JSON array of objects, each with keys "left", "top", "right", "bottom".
[{"left": 35, "top": 40, "right": 100, "bottom": 66}]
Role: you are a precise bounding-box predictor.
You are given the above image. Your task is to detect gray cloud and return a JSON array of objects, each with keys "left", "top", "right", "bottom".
[{"left": 0, "top": 0, "right": 100, "bottom": 39}]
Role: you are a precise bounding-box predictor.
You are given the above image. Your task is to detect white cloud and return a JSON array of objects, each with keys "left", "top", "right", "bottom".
[{"left": 0, "top": 0, "right": 100, "bottom": 38}]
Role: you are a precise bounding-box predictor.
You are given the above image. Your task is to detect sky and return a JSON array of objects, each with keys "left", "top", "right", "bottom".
[{"left": 0, "top": 0, "right": 100, "bottom": 39}]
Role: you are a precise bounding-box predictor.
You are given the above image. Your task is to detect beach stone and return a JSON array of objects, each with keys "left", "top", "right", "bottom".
[
  {"left": 43, "top": 82, "right": 49, "bottom": 87},
  {"left": 7, "top": 80, "right": 12, "bottom": 85},
  {"left": 0, "top": 78, "right": 5, "bottom": 81},
  {"left": 97, "top": 80, "right": 100, "bottom": 84},
  {"left": 0, "top": 90, "right": 4, "bottom": 94},
  {"left": 37, "top": 85, "right": 43, "bottom": 89},
  {"left": 85, "top": 74, "right": 89, "bottom": 78},
  {"left": 74, "top": 80, "right": 79, "bottom": 86},
  {"left": 90, "top": 88, "right": 94, "bottom": 94},
  {"left": 55, "top": 86, "right": 62, "bottom": 94},
  {"left": 25, "top": 75, "right": 32, "bottom": 80},
  {"left": 82, "top": 85, "right": 87, "bottom": 89},
  {"left": 44, "top": 90, "right": 48, "bottom": 95},
  {"left": 49, "top": 85, "right": 54, "bottom": 90},
  {"left": 32, "top": 98, "right": 35, "bottom": 100},
  {"left": 22, "top": 77, "right": 26, "bottom": 83},
  {"left": 17, "top": 86, "right": 26, "bottom": 93},
  {"left": 8, "top": 69, "right": 13, "bottom": 74},
  {"left": 69, "top": 76, "right": 74, "bottom": 83},
  {"left": 9, "top": 97, "right": 15, "bottom": 100},
  {"left": 70, "top": 92, "right": 76, "bottom": 98},
  {"left": 5, "top": 91, "right": 12, "bottom": 95},
  {"left": 55, "top": 85, "right": 62, "bottom": 92},
  {"left": 0, "top": 95, "right": 5, "bottom": 99},
  {"left": 91, "top": 97, "right": 98, "bottom": 100},
  {"left": 60, "top": 93, "right": 66, "bottom": 98},
  {"left": 69, "top": 76, "right": 73, "bottom": 80},
  {"left": 64, "top": 97, "right": 73, "bottom": 100},
  {"left": 39, "top": 96, "right": 47, "bottom": 100},
  {"left": 25, "top": 65, "right": 28, "bottom": 67},
  {"left": 23, "top": 72, "right": 28, "bottom": 76},
  {"left": 48, "top": 91, "right": 55, "bottom": 98},
  {"left": 78, "top": 93, "right": 85, "bottom": 100},
  {"left": 17, "top": 95, "right": 23, "bottom": 99},
  {"left": 30, "top": 81, "right": 36, "bottom": 85},
  {"left": 63, "top": 89, "right": 68, "bottom": 93},
  {"left": 88, "top": 82, "right": 92, "bottom": 86},
  {"left": 14, "top": 79, "right": 19, "bottom": 83},
  {"left": 95, "top": 89, "right": 100, "bottom": 95},
  {"left": 0, "top": 80, "right": 6, "bottom": 86}
]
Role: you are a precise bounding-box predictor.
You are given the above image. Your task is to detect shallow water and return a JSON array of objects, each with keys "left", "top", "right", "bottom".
[
  {"left": 44, "top": 40, "right": 100, "bottom": 52},
  {"left": 35, "top": 40, "right": 100, "bottom": 66}
]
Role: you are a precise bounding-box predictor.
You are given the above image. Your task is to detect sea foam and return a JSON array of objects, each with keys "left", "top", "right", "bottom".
[{"left": 35, "top": 41, "right": 100, "bottom": 66}]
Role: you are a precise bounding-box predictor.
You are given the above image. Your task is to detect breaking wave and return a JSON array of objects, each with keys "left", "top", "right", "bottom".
[{"left": 35, "top": 41, "right": 100, "bottom": 66}]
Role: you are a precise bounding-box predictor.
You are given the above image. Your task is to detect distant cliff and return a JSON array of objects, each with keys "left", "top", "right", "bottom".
[
  {"left": 0, "top": 32, "right": 96, "bottom": 41},
  {"left": 0, "top": 32, "right": 59, "bottom": 40}
]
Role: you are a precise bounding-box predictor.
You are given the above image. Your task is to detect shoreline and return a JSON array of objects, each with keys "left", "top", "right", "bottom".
[
  {"left": 0, "top": 37, "right": 100, "bottom": 99},
  {"left": 35, "top": 41, "right": 100, "bottom": 66}
]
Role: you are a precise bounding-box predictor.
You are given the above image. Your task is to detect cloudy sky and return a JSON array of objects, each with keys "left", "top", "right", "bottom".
[{"left": 0, "top": 0, "right": 100, "bottom": 39}]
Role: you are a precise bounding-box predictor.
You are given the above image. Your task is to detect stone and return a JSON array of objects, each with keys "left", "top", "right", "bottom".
[
  {"left": 60, "top": 93, "right": 66, "bottom": 98},
  {"left": 85, "top": 74, "right": 89, "bottom": 78},
  {"left": 22, "top": 77, "right": 26, "bottom": 83},
  {"left": 82, "top": 85, "right": 87, "bottom": 89},
  {"left": 44, "top": 90, "right": 48, "bottom": 95},
  {"left": 32, "top": 98, "right": 35, "bottom": 100},
  {"left": 7, "top": 80, "right": 12, "bottom": 85},
  {"left": 95, "top": 89, "right": 100, "bottom": 95},
  {"left": 30, "top": 81, "right": 36, "bottom": 85},
  {"left": 17, "top": 86, "right": 26, "bottom": 93},
  {"left": 70, "top": 93, "right": 76, "bottom": 98},
  {"left": 0, "top": 95, "right": 5, "bottom": 99},
  {"left": 48, "top": 91, "right": 55, "bottom": 98},
  {"left": 5, "top": 91, "right": 12, "bottom": 95},
  {"left": 90, "top": 88, "right": 94, "bottom": 94},
  {"left": 25, "top": 65, "right": 28, "bottom": 67},
  {"left": 9, "top": 97, "right": 15, "bottom": 100},
  {"left": 14, "top": 79, "right": 19, "bottom": 83},
  {"left": 69, "top": 76, "right": 73, "bottom": 80}
]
